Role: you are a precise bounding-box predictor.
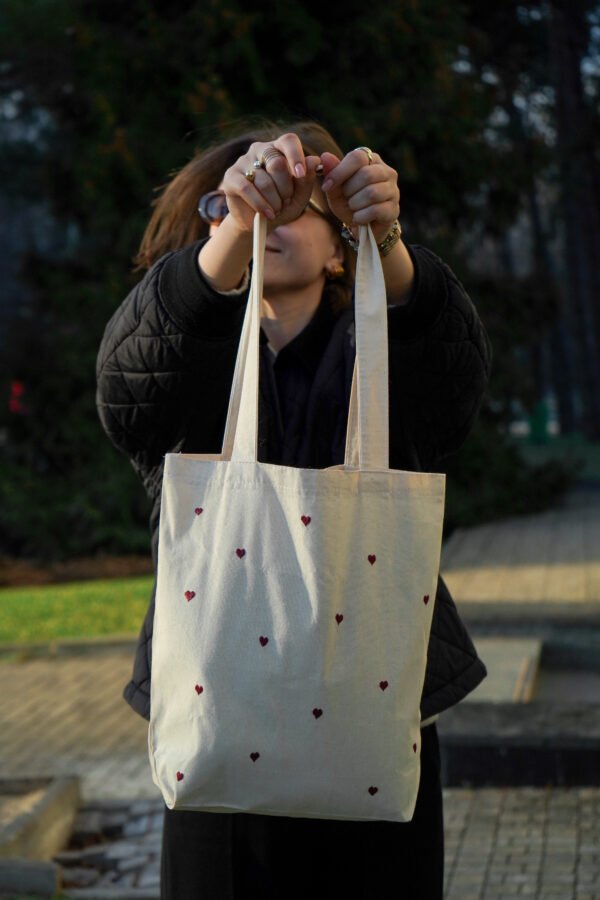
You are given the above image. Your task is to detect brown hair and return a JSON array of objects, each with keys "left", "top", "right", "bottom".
[{"left": 133, "top": 119, "right": 356, "bottom": 311}]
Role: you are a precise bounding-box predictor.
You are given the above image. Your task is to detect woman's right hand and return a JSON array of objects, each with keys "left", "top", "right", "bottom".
[{"left": 221, "top": 133, "right": 320, "bottom": 233}]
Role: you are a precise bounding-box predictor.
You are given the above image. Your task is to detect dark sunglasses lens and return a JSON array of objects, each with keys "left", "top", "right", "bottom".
[{"left": 199, "top": 192, "right": 228, "bottom": 224}]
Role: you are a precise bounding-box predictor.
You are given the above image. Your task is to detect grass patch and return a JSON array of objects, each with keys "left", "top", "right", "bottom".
[
  {"left": 0, "top": 576, "right": 153, "bottom": 644},
  {"left": 513, "top": 432, "right": 600, "bottom": 482}
]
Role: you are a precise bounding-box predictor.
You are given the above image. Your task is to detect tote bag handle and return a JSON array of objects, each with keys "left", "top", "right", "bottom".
[{"left": 222, "top": 213, "right": 389, "bottom": 470}]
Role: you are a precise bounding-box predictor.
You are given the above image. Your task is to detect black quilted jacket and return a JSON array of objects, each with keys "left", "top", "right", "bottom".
[{"left": 96, "top": 236, "right": 492, "bottom": 722}]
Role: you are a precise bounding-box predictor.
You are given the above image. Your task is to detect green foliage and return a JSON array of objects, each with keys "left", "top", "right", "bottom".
[{"left": 0, "top": 0, "right": 574, "bottom": 560}]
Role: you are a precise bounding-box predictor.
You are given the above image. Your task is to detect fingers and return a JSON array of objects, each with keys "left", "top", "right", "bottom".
[{"left": 321, "top": 147, "right": 400, "bottom": 226}]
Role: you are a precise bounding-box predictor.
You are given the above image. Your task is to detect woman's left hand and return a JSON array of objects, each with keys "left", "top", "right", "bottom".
[{"left": 319, "top": 149, "right": 400, "bottom": 245}]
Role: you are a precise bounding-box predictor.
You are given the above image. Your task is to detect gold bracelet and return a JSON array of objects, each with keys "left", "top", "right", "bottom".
[{"left": 377, "top": 219, "right": 402, "bottom": 257}]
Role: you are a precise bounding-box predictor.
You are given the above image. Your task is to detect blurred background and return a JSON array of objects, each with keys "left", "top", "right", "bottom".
[{"left": 1, "top": 0, "right": 599, "bottom": 581}]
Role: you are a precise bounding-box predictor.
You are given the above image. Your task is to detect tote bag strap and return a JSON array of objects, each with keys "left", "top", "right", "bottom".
[{"left": 223, "top": 214, "right": 389, "bottom": 470}]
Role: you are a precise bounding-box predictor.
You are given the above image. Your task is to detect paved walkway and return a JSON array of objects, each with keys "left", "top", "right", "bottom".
[{"left": 2, "top": 485, "right": 600, "bottom": 897}]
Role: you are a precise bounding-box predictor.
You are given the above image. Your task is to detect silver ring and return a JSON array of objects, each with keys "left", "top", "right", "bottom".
[{"left": 354, "top": 146, "right": 373, "bottom": 164}]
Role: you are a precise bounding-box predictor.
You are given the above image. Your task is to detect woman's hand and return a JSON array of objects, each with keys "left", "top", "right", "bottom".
[
  {"left": 221, "top": 133, "right": 321, "bottom": 234},
  {"left": 319, "top": 149, "right": 400, "bottom": 245}
]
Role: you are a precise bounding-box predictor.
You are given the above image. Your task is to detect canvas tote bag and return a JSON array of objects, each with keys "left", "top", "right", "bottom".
[{"left": 148, "top": 214, "right": 446, "bottom": 822}]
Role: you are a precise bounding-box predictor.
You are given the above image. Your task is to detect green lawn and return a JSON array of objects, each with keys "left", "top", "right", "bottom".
[{"left": 0, "top": 576, "right": 153, "bottom": 644}]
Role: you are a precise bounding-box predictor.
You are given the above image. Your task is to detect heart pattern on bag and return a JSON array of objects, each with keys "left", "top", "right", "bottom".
[
  {"left": 195, "top": 684, "right": 204, "bottom": 695},
  {"left": 423, "top": 594, "right": 430, "bottom": 605},
  {"left": 301, "top": 515, "right": 311, "bottom": 526},
  {"left": 368, "top": 554, "right": 376, "bottom": 566},
  {"left": 379, "top": 681, "right": 389, "bottom": 691},
  {"left": 236, "top": 548, "right": 246, "bottom": 559},
  {"left": 413, "top": 743, "right": 418, "bottom": 753},
  {"left": 312, "top": 708, "right": 323, "bottom": 719},
  {"left": 194, "top": 507, "right": 203, "bottom": 516},
  {"left": 368, "top": 786, "right": 378, "bottom": 796},
  {"left": 335, "top": 614, "right": 344, "bottom": 625},
  {"left": 250, "top": 752, "right": 260, "bottom": 762},
  {"left": 184, "top": 590, "right": 195, "bottom": 602},
  {"left": 176, "top": 771, "right": 184, "bottom": 782},
  {"left": 259, "top": 636, "right": 269, "bottom": 647}
]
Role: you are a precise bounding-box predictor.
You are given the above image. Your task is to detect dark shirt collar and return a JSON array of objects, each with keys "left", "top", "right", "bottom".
[{"left": 259, "top": 293, "right": 339, "bottom": 375}]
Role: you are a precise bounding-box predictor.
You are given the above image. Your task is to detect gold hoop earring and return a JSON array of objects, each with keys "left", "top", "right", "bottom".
[{"left": 326, "top": 263, "right": 345, "bottom": 281}]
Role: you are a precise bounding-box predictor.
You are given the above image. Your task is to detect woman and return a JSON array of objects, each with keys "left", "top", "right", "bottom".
[{"left": 96, "top": 120, "right": 492, "bottom": 899}]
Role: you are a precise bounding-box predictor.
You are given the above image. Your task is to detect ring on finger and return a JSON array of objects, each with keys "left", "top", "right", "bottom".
[
  {"left": 353, "top": 146, "right": 373, "bottom": 165},
  {"left": 244, "top": 169, "right": 256, "bottom": 183},
  {"left": 259, "top": 146, "right": 285, "bottom": 168}
]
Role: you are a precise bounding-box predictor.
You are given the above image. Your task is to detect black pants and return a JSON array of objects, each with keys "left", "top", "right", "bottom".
[{"left": 161, "top": 722, "right": 444, "bottom": 899}]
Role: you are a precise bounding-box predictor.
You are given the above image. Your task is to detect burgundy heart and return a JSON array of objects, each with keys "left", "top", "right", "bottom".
[
  {"left": 312, "top": 708, "right": 323, "bottom": 719},
  {"left": 379, "top": 681, "right": 389, "bottom": 691},
  {"left": 259, "top": 636, "right": 269, "bottom": 647},
  {"left": 194, "top": 507, "right": 203, "bottom": 516},
  {"left": 250, "top": 752, "right": 260, "bottom": 762},
  {"left": 195, "top": 684, "right": 203, "bottom": 695},
  {"left": 413, "top": 743, "right": 418, "bottom": 753},
  {"left": 236, "top": 548, "right": 246, "bottom": 559},
  {"left": 368, "top": 554, "right": 376, "bottom": 566},
  {"left": 301, "top": 515, "right": 311, "bottom": 526},
  {"left": 368, "top": 786, "right": 378, "bottom": 796},
  {"left": 176, "top": 771, "right": 184, "bottom": 782},
  {"left": 184, "top": 590, "right": 195, "bottom": 602},
  {"left": 423, "top": 594, "right": 430, "bottom": 605},
  {"left": 335, "top": 613, "right": 344, "bottom": 625}
]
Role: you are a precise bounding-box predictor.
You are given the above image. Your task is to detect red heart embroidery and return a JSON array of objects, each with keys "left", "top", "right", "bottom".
[
  {"left": 413, "top": 743, "right": 417, "bottom": 753},
  {"left": 236, "top": 548, "right": 246, "bottom": 559},
  {"left": 368, "top": 786, "right": 378, "bottom": 796},
  {"left": 312, "top": 708, "right": 323, "bottom": 719},
  {"left": 301, "top": 515, "right": 311, "bottom": 526},
  {"left": 379, "top": 681, "right": 389, "bottom": 691},
  {"left": 259, "top": 636, "right": 269, "bottom": 647},
  {"left": 368, "top": 554, "right": 376, "bottom": 565},
  {"left": 176, "top": 772, "right": 184, "bottom": 782},
  {"left": 184, "top": 590, "right": 195, "bottom": 602},
  {"left": 335, "top": 614, "right": 344, "bottom": 625},
  {"left": 423, "top": 594, "right": 430, "bottom": 605},
  {"left": 194, "top": 507, "right": 203, "bottom": 516},
  {"left": 250, "top": 752, "right": 260, "bottom": 762},
  {"left": 195, "top": 684, "right": 203, "bottom": 695}
]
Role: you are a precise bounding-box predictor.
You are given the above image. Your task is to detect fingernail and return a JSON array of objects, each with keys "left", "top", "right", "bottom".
[
  {"left": 322, "top": 178, "right": 333, "bottom": 192},
  {"left": 265, "top": 208, "right": 275, "bottom": 220},
  {"left": 315, "top": 164, "right": 324, "bottom": 176},
  {"left": 294, "top": 163, "right": 305, "bottom": 178}
]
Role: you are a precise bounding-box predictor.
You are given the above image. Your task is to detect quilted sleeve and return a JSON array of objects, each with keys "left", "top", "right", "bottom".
[
  {"left": 96, "top": 239, "right": 248, "bottom": 467},
  {"left": 387, "top": 243, "right": 493, "bottom": 471}
]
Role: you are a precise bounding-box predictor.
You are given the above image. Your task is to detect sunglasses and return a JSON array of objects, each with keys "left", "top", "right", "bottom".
[{"left": 198, "top": 190, "right": 336, "bottom": 227}]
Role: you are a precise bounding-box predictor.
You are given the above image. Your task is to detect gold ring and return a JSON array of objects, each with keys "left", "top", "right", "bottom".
[
  {"left": 354, "top": 146, "right": 373, "bottom": 164},
  {"left": 244, "top": 169, "right": 256, "bottom": 183},
  {"left": 260, "top": 146, "right": 285, "bottom": 168}
]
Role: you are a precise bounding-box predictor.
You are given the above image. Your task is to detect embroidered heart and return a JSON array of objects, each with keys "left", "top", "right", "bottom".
[
  {"left": 194, "top": 507, "right": 203, "bottom": 516},
  {"left": 236, "top": 548, "right": 246, "bottom": 559},
  {"left": 195, "top": 684, "right": 204, "bottom": 695},
  {"left": 312, "top": 708, "right": 323, "bottom": 719},
  {"left": 335, "top": 614, "right": 344, "bottom": 625},
  {"left": 413, "top": 743, "right": 418, "bottom": 753},
  {"left": 368, "top": 786, "right": 378, "bottom": 796},
  {"left": 368, "top": 554, "right": 376, "bottom": 566},
  {"left": 301, "top": 515, "right": 311, "bottom": 526},
  {"left": 250, "top": 752, "right": 260, "bottom": 762},
  {"left": 423, "top": 594, "right": 430, "bottom": 605},
  {"left": 176, "top": 772, "right": 184, "bottom": 782},
  {"left": 379, "top": 681, "right": 389, "bottom": 691},
  {"left": 184, "top": 590, "right": 195, "bottom": 602},
  {"left": 259, "top": 636, "right": 269, "bottom": 647}
]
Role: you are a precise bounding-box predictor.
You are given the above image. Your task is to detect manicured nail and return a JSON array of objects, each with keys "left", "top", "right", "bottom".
[
  {"left": 322, "top": 178, "right": 333, "bottom": 192},
  {"left": 294, "top": 163, "right": 305, "bottom": 177}
]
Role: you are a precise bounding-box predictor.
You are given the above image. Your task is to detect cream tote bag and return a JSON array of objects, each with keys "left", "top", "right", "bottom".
[{"left": 148, "top": 215, "right": 446, "bottom": 822}]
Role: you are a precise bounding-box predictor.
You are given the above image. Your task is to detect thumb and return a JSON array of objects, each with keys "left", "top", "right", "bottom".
[{"left": 319, "top": 151, "right": 341, "bottom": 178}]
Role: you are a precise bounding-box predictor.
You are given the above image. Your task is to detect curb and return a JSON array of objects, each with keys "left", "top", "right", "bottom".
[{"left": 0, "top": 635, "right": 137, "bottom": 660}]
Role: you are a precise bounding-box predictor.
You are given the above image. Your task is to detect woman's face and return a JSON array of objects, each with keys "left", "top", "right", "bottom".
[{"left": 210, "top": 188, "right": 343, "bottom": 300}]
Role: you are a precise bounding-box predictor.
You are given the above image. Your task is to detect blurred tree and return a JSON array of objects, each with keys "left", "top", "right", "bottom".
[{"left": 0, "top": 0, "right": 584, "bottom": 559}]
